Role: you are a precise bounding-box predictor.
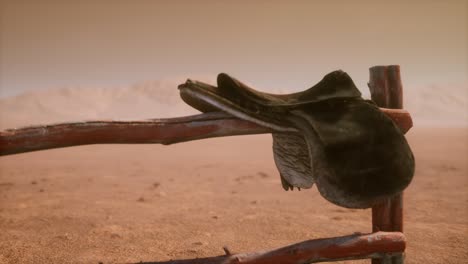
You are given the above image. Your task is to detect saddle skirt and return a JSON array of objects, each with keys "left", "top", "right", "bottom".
[{"left": 178, "top": 71, "right": 415, "bottom": 209}]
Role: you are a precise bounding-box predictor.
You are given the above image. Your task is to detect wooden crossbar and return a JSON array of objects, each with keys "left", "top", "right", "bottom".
[
  {"left": 0, "top": 108, "right": 411, "bottom": 156},
  {"left": 0, "top": 65, "right": 412, "bottom": 263},
  {"left": 223, "top": 232, "right": 405, "bottom": 264}
]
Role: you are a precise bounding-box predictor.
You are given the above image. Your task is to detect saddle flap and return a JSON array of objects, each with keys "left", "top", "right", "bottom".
[
  {"left": 289, "top": 101, "right": 414, "bottom": 208},
  {"left": 272, "top": 133, "right": 315, "bottom": 190},
  {"left": 295, "top": 99, "right": 376, "bottom": 148}
]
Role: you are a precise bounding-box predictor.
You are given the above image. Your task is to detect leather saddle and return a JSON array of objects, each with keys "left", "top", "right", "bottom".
[{"left": 178, "top": 71, "right": 415, "bottom": 209}]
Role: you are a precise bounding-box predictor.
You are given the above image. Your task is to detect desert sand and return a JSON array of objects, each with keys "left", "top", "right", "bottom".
[{"left": 0, "top": 83, "right": 467, "bottom": 263}]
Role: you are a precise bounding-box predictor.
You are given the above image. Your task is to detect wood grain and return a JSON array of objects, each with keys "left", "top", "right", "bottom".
[{"left": 0, "top": 108, "right": 412, "bottom": 156}]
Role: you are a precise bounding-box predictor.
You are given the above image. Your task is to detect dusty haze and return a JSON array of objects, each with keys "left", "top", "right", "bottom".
[
  {"left": 0, "top": 76, "right": 466, "bottom": 129},
  {"left": 0, "top": 1, "right": 467, "bottom": 264},
  {"left": 1, "top": 0, "right": 467, "bottom": 97}
]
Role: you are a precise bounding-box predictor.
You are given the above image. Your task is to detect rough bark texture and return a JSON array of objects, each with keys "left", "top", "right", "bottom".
[
  {"left": 0, "top": 108, "right": 411, "bottom": 156},
  {"left": 0, "top": 112, "right": 268, "bottom": 156},
  {"left": 222, "top": 232, "right": 405, "bottom": 264}
]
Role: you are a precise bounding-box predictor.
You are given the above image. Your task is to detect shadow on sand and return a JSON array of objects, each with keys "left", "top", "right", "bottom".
[{"left": 131, "top": 255, "right": 230, "bottom": 264}]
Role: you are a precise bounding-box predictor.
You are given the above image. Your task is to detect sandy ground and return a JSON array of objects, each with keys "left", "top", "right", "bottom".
[{"left": 0, "top": 127, "right": 467, "bottom": 264}]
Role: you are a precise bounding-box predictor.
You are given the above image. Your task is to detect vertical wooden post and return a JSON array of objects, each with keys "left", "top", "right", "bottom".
[{"left": 369, "top": 65, "right": 405, "bottom": 264}]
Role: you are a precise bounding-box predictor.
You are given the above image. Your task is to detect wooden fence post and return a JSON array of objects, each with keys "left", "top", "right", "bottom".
[{"left": 369, "top": 65, "right": 405, "bottom": 264}]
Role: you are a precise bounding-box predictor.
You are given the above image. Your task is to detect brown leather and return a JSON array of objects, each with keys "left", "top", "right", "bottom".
[
  {"left": 216, "top": 70, "right": 362, "bottom": 108},
  {"left": 178, "top": 71, "right": 415, "bottom": 208}
]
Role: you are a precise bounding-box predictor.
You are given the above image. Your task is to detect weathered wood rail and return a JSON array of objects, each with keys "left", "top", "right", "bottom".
[
  {"left": 369, "top": 65, "right": 406, "bottom": 264},
  {"left": 0, "top": 108, "right": 411, "bottom": 156},
  {"left": 0, "top": 65, "right": 412, "bottom": 263},
  {"left": 222, "top": 232, "right": 405, "bottom": 264}
]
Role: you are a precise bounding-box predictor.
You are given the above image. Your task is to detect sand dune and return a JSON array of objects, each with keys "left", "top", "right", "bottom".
[
  {"left": 404, "top": 83, "right": 468, "bottom": 126},
  {"left": 0, "top": 79, "right": 198, "bottom": 130},
  {"left": 0, "top": 79, "right": 466, "bottom": 130}
]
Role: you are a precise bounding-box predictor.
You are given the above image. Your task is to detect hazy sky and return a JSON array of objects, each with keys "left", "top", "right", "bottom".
[{"left": 1, "top": 0, "right": 467, "bottom": 97}]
